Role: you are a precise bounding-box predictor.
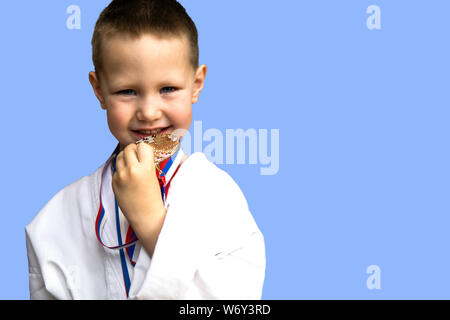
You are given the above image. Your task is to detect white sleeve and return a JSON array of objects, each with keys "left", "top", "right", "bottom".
[
  {"left": 25, "top": 230, "right": 56, "bottom": 300},
  {"left": 184, "top": 230, "right": 266, "bottom": 299},
  {"left": 128, "top": 224, "right": 266, "bottom": 300}
]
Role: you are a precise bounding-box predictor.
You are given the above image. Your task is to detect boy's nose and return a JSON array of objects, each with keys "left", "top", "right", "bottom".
[{"left": 136, "top": 103, "right": 163, "bottom": 121}]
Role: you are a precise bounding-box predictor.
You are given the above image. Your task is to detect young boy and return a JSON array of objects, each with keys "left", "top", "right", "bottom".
[{"left": 25, "top": 0, "right": 266, "bottom": 300}]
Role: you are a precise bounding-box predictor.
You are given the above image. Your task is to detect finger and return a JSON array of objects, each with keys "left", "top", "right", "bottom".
[
  {"left": 136, "top": 142, "right": 155, "bottom": 165},
  {"left": 123, "top": 143, "right": 139, "bottom": 168},
  {"left": 114, "top": 150, "right": 125, "bottom": 171}
]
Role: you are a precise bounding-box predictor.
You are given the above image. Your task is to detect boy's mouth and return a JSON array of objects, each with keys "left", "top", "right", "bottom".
[{"left": 132, "top": 126, "right": 172, "bottom": 139}]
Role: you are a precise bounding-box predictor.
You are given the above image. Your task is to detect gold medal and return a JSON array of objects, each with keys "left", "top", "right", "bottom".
[{"left": 135, "top": 133, "right": 181, "bottom": 167}]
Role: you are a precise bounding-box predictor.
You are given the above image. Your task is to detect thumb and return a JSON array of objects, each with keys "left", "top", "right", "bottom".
[{"left": 136, "top": 142, "right": 155, "bottom": 165}]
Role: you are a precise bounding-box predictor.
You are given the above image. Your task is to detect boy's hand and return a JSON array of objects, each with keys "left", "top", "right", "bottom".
[{"left": 111, "top": 142, "right": 166, "bottom": 257}]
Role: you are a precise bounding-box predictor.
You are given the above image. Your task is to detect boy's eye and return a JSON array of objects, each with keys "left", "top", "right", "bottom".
[
  {"left": 117, "top": 89, "right": 135, "bottom": 95},
  {"left": 116, "top": 87, "right": 177, "bottom": 95},
  {"left": 161, "top": 87, "right": 177, "bottom": 94}
]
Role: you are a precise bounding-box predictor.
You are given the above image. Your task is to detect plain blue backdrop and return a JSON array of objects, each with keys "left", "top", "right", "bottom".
[{"left": 1, "top": 0, "right": 449, "bottom": 299}]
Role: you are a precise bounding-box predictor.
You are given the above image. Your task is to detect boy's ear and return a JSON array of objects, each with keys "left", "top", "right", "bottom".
[
  {"left": 89, "top": 71, "right": 107, "bottom": 110},
  {"left": 191, "top": 64, "right": 207, "bottom": 104}
]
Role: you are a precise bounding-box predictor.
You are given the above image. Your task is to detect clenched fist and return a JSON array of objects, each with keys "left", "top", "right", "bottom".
[{"left": 112, "top": 142, "right": 167, "bottom": 257}]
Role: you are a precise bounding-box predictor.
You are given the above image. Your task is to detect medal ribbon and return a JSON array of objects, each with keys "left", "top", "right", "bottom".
[{"left": 95, "top": 143, "right": 183, "bottom": 297}]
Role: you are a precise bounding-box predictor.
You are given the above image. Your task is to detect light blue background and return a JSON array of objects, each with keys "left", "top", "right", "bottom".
[{"left": 1, "top": 0, "right": 449, "bottom": 299}]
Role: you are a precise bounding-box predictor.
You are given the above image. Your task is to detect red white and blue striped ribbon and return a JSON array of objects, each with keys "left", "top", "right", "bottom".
[{"left": 95, "top": 143, "right": 184, "bottom": 297}]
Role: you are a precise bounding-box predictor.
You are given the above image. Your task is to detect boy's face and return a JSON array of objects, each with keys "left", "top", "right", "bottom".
[{"left": 89, "top": 33, "right": 207, "bottom": 151}]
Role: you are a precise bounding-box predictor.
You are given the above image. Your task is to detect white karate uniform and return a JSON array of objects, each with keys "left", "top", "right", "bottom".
[{"left": 25, "top": 150, "right": 266, "bottom": 299}]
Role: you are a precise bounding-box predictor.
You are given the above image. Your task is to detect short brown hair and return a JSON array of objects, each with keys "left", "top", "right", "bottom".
[{"left": 91, "top": 0, "right": 199, "bottom": 81}]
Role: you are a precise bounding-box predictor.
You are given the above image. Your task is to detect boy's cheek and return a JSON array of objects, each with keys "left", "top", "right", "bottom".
[
  {"left": 107, "top": 110, "right": 131, "bottom": 137},
  {"left": 170, "top": 103, "right": 192, "bottom": 124}
]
